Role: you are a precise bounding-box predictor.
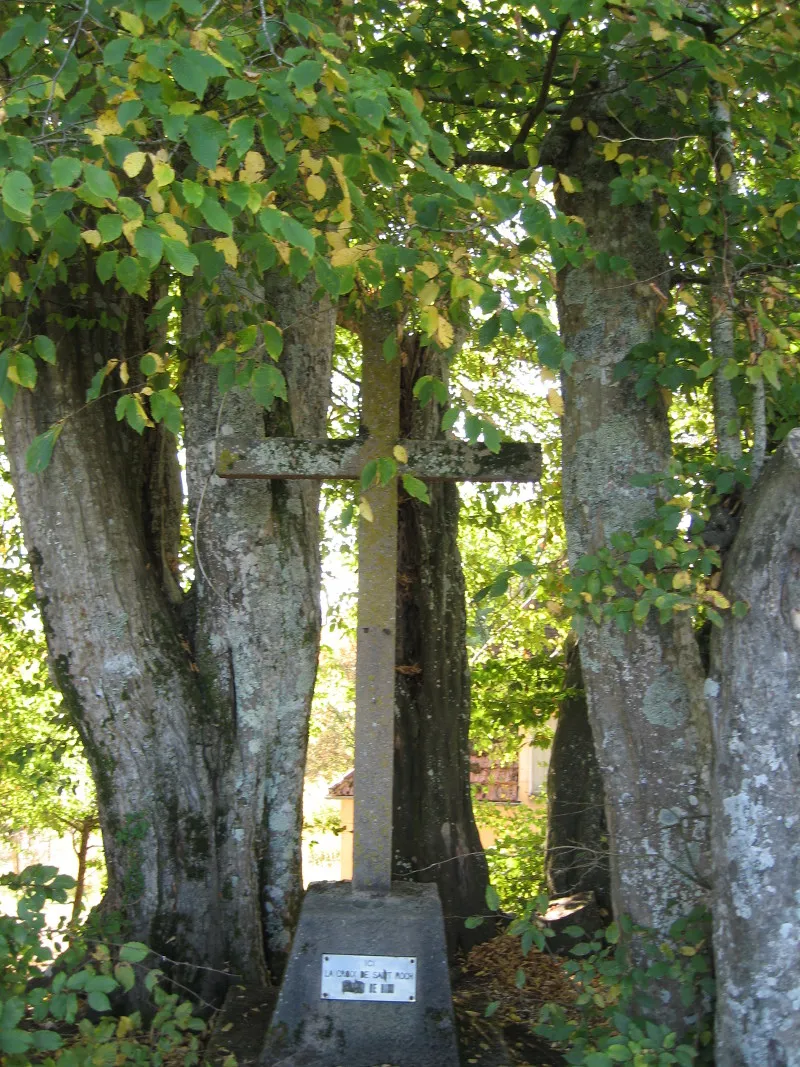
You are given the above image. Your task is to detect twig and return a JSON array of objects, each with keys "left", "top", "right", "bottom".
[{"left": 42, "top": 0, "right": 92, "bottom": 137}]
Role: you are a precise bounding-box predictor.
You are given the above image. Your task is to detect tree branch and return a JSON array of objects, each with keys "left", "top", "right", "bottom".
[{"left": 455, "top": 17, "right": 570, "bottom": 170}]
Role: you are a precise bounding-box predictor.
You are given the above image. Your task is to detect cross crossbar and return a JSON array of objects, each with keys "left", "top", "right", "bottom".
[
  {"left": 219, "top": 438, "right": 541, "bottom": 483},
  {"left": 218, "top": 359, "right": 541, "bottom": 894}
]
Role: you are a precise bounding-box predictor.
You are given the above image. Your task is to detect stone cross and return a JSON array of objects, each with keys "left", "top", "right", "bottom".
[{"left": 219, "top": 342, "right": 541, "bottom": 894}]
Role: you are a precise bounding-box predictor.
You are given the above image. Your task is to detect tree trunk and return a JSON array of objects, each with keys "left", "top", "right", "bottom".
[
  {"left": 3, "top": 265, "right": 334, "bottom": 993},
  {"left": 182, "top": 272, "right": 334, "bottom": 978},
  {"left": 551, "top": 120, "right": 712, "bottom": 945},
  {"left": 546, "top": 637, "right": 610, "bottom": 909},
  {"left": 708, "top": 429, "right": 800, "bottom": 1066},
  {"left": 390, "top": 333, "right": 489, "bottom": 954}
]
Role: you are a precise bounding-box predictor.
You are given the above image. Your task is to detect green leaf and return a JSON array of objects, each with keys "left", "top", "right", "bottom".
[
  {"left": 360, "top": 459, "right": 378, "bottom": 490},
  {"left": 482, "top": 422, "right": 501, "bottom": 453},
  {"left": 185, "top": 115, "right": 226, "bottom": 169},
  {"left": 354, "top": 95, "right": 385, "bottom": 130},
  {"left": 51, "top": 156, "right": 82, "bottom": 188},
  {"left": 150, "top": 389, "right": 182, "bottom": 434},
  {"left": 115, "top": 256, "right": 144, "bottom": 293},
  {"left": 87, "top": 990, "right": 111, "bottom": 1013},
  {"left": 291, "top": 59, "right": 323, "bottom": 92},
  {"left": 97, "top": 251, "right": 118, "bottom": 284},
  {"left": 134, "top": 227, "right": 163, "bottom": 267},
  {"left": 25, "top": 424, "right": 63, "bottom": 473},
  {"left": 484, "top": 1000, "right": 500, "bottom": 1018},
  {"left": 263, "top": 322, "right": 283, "bottom": 360},
  {"left": 280, "top": 215, "right": 316, "bottom": 255},
  {"left": 97, "top": 214, "right": 124, "bottom": 243},
  {"left": 584, "top": 1055, "right": 614, "bottom": 1067},
  {"left": 34, "top": 336, "right": 56, "bottom": 364},
  {"left": 200, "top": 197, "right": 234, "bottom": 235},
  {"left": 401, "top": 473, "right": 430, "bottom": 504},
  {"left": 32, "top": 1030, "right": 62, "bottom": 1052},
  {"left": 162, "top": 238, "right": 198, "bottom": 276},
  {"left": 464, "top": 915, "right": 484, "bottom": 929},
  {"left": 485, "top": 884, "right": 500, "bottom": 912},
  {"left": 83, "top": 164, "right": 118, "bottom": 201},
  {"left": 2, "top": 170, "right": 34, "bottom": 218},
  {"left": 171, "top": 52, "right": 210, "bottom": 98},
  {"left": 0, "top": 1029, "right": 34, "bottom": 1054},
  {"left": 114, "top": 962, "right": 136, "bottom": 992},
  {"left": 605, "top": 920, "right": 620, "bottom": 944}
]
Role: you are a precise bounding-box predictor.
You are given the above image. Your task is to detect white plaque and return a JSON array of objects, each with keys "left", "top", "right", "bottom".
[{"left": 320, "top": 954, "right": 417, "bottom": 1002}]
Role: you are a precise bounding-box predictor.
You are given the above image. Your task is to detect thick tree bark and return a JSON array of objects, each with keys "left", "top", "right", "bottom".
[
  {"left": 389, "top": 333, "right": 489, "bottom": 954},
  {"left": 551, "top": 121, "right": 712, "bottom": 947},
  {"left": 3, "top": 266, "right": 334, "bottom": 992},
  {"left": 708, "top": 429, "right": 800, "bottom": 1066},
  {"left": 546, "top": 637, "right": 610, "bottom": 909},
  {"left": 182, "top": 272, "right": 334, "bottom": 976}
]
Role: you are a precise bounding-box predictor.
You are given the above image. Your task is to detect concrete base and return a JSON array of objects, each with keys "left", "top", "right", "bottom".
[{"left": 261, "top": 881, "right": 459, "bottom": 1067}]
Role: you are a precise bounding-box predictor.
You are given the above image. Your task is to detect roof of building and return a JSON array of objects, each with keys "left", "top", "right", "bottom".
[{"left": 327, "top": 755, "right": 519, "bottom": 803}]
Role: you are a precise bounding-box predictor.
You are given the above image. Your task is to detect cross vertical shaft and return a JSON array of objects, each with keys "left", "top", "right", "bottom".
[{"left": 352, "top": 335, "right": 400, "bottom": 893}]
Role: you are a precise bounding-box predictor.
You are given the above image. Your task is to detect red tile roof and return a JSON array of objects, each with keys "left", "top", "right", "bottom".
[{"left": 327, "top": 755, "right": 519, "bottom": 803}]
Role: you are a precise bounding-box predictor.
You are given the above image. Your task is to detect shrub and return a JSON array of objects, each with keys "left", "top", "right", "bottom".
[{"left": 0, "top": 865, "right": 207, "bottom": 1065}]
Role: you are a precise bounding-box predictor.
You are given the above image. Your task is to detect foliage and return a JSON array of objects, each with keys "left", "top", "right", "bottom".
[
  {"left": 305, "top": 642, "right": 355, "bottom": 785},
  {"left": 0, "top": 865, "right": 207, "bottom": 1065},
  {"left": 531, "top": 909, "right": 715, "bottom": 1066},
  {"left": 0, "top": 460, "right": 95, "bottom": 847},
  {"left": 478, "top": 803, "right": 548, "bottom": 915}
]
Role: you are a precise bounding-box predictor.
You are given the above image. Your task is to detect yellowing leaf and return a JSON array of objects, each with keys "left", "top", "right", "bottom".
[
  {"left": 214, "top": 236, "right": 239, "bottom": 267},
  {"left": 412, "top": 88, "right": 425, "bottom": 112},
  {"left": 719, "top": 162, "right": 733, "bottom": 181},
  {"left": 559, "top": 173, "right": 576, "bottom": 194},
  {"left": 7, "top": 271, "right": 22, "bottom": 294},
  {"left": 119, "top": 361, "right": 129, "bottom": 385},
  {"left": 436, "top": 315, "right": 454, "bottom": 349},
  {"left": 300, "top": 114, "right": 329, "bottom": 141},
  {"left": 450, "top": 28, "right": 471, "bottom": 50},
  {"left": 299, "top": 149, "right": 323, "bottom": 174},
  {"left": 209, "top": 166, "right": 233, "bottom": 183},
  {"left": 546, "top": 388, "right": 564, "bottom": 416},
  {"left": 306, "top": 174, "right": 327, "bottom": 200},
  {"left": 239, "top": 151, "right": 266, "bottom": 184},
  {"left": 359, "top": 498, "right": 374, "bottom": 522},
  {"left": 330, "top": 244, "right": 371, "bottom": 267},
  {"left": 675, "top": 88, "right": 688, "bottom": 106},
  {"left": 419, "top": 305, "right": 440, "bottom": 337},
  {"left": 81, "top": 230, "right": 102, "bottom": 248},
  {"left": 649, "top": 21, "right": 670, "bottom": 41},
  {"left": 570, "top": 117, "right": 584, "bottom": 131},
  {"left": 603, "top": 141, "right": 620, "bottom": 161},
  {"left": 616, "top": 153, "right": 633, "bottom": 164},
  {"left": 393, "top": 445, "right": 409, "bottom": 464},
  {"left": 153, "top": 162, "right": 175, "bottom": 187},
  {"left": 95, "top": 111, "right": 123, "bottom": 136},
  {"left": 672, "top": 570, "right": 692, "bottom": 590},
  {"left": 123, "top": 152, "right": 147, "bottom": 177},
  {"left": 698, "top": 200, "right": 712, "bottom": 216},
  {"left": 774, "top": 202, "right": 796, "bottom": 219},
  {"left": 417, "top": 281, "right": 440, "bottom": 305},
  {"left": 418, "top": 261, "right": 439, "bottom": 278},
  {"left": 587, "top": 120, "right": 599, "bottom": 137},
  {"left": 156, "top": 214, "right": 188, "bottom": 244},
  {"left": 119, "top": 11, "right": 144, "bottom": 36},
  {"left": 122, "top": 219, "right": 142, "bottom": 245}
]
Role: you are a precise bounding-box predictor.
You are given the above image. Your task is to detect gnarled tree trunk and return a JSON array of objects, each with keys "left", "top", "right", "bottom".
[
  {"left": 3, "top": 266, "right": 334, "bottom": 993},
  {"left": 708, "top": 429, "right": 800, "bottom": 1066},
  {"left": 546, "top": 637, "right": 610, "bottom": 909},
  {"left": 551, "top": 117, "right": 712, "bottom": 951}
]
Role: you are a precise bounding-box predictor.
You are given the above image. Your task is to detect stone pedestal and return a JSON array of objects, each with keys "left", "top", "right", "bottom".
[{"left": 261, "top": 881, "right": 459, "bottom": 1067}]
